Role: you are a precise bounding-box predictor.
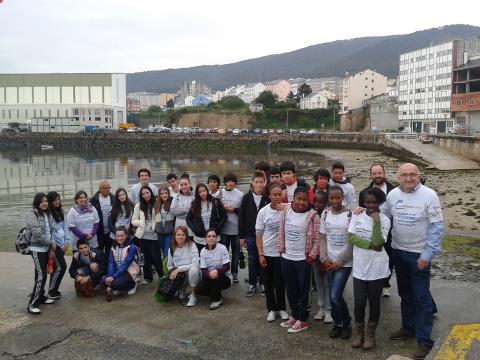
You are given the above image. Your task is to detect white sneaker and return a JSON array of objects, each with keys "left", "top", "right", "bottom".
[
  {"left": 28, "top": 307, "right": 41, "bottom": 314},
  {"left": 267, "top": 311, "right": 276, "bottom": 322},
  {"left": 382, "top": 287, "right": 391, "bottom": 297},
  {"left": 127, "top": 283, "right": 137, "bottom": 295},
  {"left": 186, "top": 295, "right": 197, "bottom": 307},
  {"left": 323, "top": 311, "right": 333, "bottom": 323},
  {"left": 209, "top": 298, "right": 223, "bottom": 310},
  {"left": 314, "top": 307, "right": 325, "bottom": 320},
  {"left": 178, "top": 287, "right": 187, "bottom": 300},
  {"left": 44, "top": 298, "right": 55, "bottom": 304},
  {"left": 279, "top": 310, "right": 290, "bottom": 320}
]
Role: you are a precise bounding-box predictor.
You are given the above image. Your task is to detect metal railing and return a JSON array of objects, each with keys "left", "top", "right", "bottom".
[{"left": 384, "top": 132, "right": 419, "bottom": 140}]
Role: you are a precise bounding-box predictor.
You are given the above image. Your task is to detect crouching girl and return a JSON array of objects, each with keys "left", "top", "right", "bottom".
[{"left": 102, "top": 226, "right": 140, "bottom": 301}]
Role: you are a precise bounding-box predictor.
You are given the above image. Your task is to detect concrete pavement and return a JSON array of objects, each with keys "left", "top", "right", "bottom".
[{"left": 1, "top": 253, "right": 479, "bottom": 359}]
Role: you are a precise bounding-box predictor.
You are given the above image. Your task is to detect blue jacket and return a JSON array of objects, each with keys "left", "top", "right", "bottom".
[{"left": 107, "top": 240, "right": 138, "bottom": 279}]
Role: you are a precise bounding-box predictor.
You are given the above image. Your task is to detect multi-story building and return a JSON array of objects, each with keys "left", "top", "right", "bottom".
[
  {"left": 127, "top": 92, "right": 160, "bottom": 111},
  {"left": 307, "top": 77, "right": 342, "bottom": 97},
  {"left": 241, "top": 83, "right": 266, "bottom": 103},
  {"left": 299, "top": 93, "right": 328, "bottom": 110},
  {"left": 176, "top": 80, "right": 212, "bottom": 106},
  {"left": 288, "top": 78, "right": 307, "bottom": 95},
  {"left": 341, "top": 69, "right": 388, "bottom": 113},
  {"left": 363, "top": 93, "right": 399, "bottom": 131},
  {"left": 0, "top": 73, "right": 126, "bottom": 128},
  {"left": 126, "top": 98, "right": 141, "bottom": 113},
  {"left": 265, "top": 79, "right": 291, "bottom": 100}
]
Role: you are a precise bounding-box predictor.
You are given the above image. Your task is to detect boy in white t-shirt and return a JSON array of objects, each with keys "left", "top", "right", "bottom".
[{"left": 348, "top": 187, "right": 391, "bottom": 350}]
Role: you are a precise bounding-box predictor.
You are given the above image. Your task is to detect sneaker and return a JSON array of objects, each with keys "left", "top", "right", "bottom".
[
  {"left": 44, "top": 298, "right": 55, "bottom": 304},
  {"left": 340, "top": 326, "right": 352, "bottom": 339},
  {"left": 27, "top": 306, "right": 41, "bottom": 314},
  {"left": 259, "top": 284, "right": 266, "bottom": 297},
  {"left": 127, "top": 283, "right": 137, "bottom": 295},
  {"left": 390, "top": 328, "right": 415, "bottom": 340},
  {"left": 186, "top": 295, "right": 197, "bottom": 307},
  {"left": 280, "top": 317, "right": 297, "bottom": 328},
  {"left": 142, "top": 279, "right": 152, "bottom": 285},
  {"left": 267, "top": 311, "right": 276, "bottom": 322},
  {"left": 48, "top": 291, "right": 61, "bottom": 300},
  {"left": 209, "top": 298, "right": 223, "bottom": 310},
  {"left": 279, "top": 310, "right": 290, "bottom": 320},
  {"left": 287, "top": 320, "right": 309, "bottom": 333},
  {"left": 411, "top": 344, "right": 431, "bottom": 360},
  {"left": 382, "top": 287, "right": 391, "bottom": 297},
  {"left": 323, "top": 311, "right": 333, "bottom": 323},
  {"left": 314, "top": 307, "right": 325, "bottom": 320},
  {"left": 232, "top": 273, "right": 239, "bottom": 283},
  {"left": 329, "top": 325, "right": 342, "bottom": 338},
  {"left": 246, "top": 285, "right": 256, "bottom": 297},
  {"left": 178, "top": 287, "right": 187, "bottom": 300}
]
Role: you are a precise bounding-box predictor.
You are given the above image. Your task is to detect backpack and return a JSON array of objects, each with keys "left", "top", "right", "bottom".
[
  {"left": 156, "top": 269, "right": 186, "bottom": 299},
  {"left": 15, "top": 227, "right": 31, "bottom": 255}
]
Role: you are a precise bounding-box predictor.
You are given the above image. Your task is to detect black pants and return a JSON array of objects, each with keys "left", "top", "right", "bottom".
[
  {"left": 48, "top": 246, "right": 66, "bottom": 296},
  {"left": 141, "top": 239, "right": 163, "bottom": 280},
  {"left": 196, "top": 273, "right": 231, "bottom": 301},
  {"left": 383, "top": 238, "right": 394, "bottom": 288},
  {"left": 281, "top": 257, "right": 311, "bottom": 322},
  {"left": 353, "top": 277, "right": 385, "bottom": 323},
  {"left": 263, "top": 256, "right": 286, "bottom": 312},
  {"left": 29, "top": 251, "right": 49, "bottom": 308},
  {"left": 97, "top": 232, "right": 112, "bottom": 267},
  {"left": 194, "top": 242, "right": 205, "bottom": 255}
]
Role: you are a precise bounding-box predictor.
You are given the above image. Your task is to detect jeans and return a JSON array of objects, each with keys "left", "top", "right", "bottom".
[
  {"left": 281, "top": 257, "right": 311, "bottom": 322},
  {"left": 220, "top": 234, "right": 240, "bottom": 275},
  {"left": 29, "top": 251, "right": 49, "bottom": 308},
  {"left": 393, "top": 249, "right": 434, "bottom": 348},
  {"left": 157, "top": 234, "right": 173, "bottom": 260},
  {"left": 196, "top": 273, "right": 231, "bottom": 301},
  {"left": 97, "top": 232, "right": 112, "bottom": 267},
  {"left": 48, "top": 246, "right": 67, "bottom": 296},
  {"left": 101, "top": 273, "right": 135, "bottom": 291},
  {"left": 326, "top": 267, "right": 352, "bottom": 328},
  {"left": 246, "top": 237, "right": 263, "bottom": 286},
  {"left": 312, "top": 259, "right": 331, "bottom": 311},
  {"left": 263, "top": 256, "right": 286, "bottom": 312},
  {"left": 141, "top": 239, "right": 164, "bottom": 281},
  {"left": 353, "top": 277, "right": 385, "bottom": 323}
]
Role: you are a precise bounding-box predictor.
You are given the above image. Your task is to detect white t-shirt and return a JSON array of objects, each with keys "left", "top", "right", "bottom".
[
  {"left": 348, "top": 212, "right": 391, "bottom": 280},
  {"left": 286, "top": 182, "right": 297, "bottom": 203},
  {"left": 167, "top": 243, "right": 199, "bottom": 272},
  {"left": 193, "top": 201, "right": 214, "bottom": 245},
  {"left": 320, "top": 209, "right": 352, "bottom": 267},
  {"left": 221, "top": 188, "right": 244, "bottom": 235},
  {"left": 282, "top": 207, "right": 309, "bottom": 261},
  {"left": 252, "top": 193, "right": 263, "bottom": 210},
  {"left": 200, "top": 243, "right": 233, "bottom": 283},
  {"left": 385, "top": 185, "right": 443, "bottom": 253},
  {"left": 256, "top": 205, "right": 282, "bottom": 257},
  {"left": 99, "top": 195, "right": 112, "bottom": 234},
  {"left": 329, "top": 178, "right": 356, "bottom": 210}
]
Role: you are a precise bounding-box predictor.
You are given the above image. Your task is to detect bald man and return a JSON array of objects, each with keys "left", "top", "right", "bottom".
[
  {"left": 384, "top": 163, "right": 443, "bottom": 360},
  {"left": 90, "top": 180, "right": 115, "bottom": 263}
]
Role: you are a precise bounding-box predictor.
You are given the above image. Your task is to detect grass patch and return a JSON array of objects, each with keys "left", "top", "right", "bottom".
[{"left": 442, "top": 235, "right": 480, "bottom": 260}]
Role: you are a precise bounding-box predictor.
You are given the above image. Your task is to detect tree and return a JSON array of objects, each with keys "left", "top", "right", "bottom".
[
  {"left": 166, "top": 99, "right": 174, "bottom": 108},
  {"left": 254, "top": 90, "right": 277, "bottom": 108},
  {"left": 287, "top": 91, "right": 295, "bottom": 101},
  {"left": 297, "top": 83, "right": 312, "bottom": 99},
  {"left": 218, "top": 96, "right": 245, "bottom": 110},
  {"left": 147, "top": 105, "right": 162, "bottom": 113}
]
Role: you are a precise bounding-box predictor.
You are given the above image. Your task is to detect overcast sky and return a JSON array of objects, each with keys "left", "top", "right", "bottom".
[{"left": 0, "top": 0, "right": 478, "bottom": 74}]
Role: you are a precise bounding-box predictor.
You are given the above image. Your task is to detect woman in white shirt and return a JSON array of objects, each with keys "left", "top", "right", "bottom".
[
  {"left": 197, "top": 229, "right": 232, "bottom": 310},
  {"left": 167, "top": 226, "right": 200, "bottom": 307},
  {"left": 348, "top": 187, "right": 391, "bottom": 350}
]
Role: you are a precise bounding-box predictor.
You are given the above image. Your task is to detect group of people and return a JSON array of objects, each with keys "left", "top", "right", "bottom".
[{"left": 23, "top": 158, "right": 444, "bottom": 360}]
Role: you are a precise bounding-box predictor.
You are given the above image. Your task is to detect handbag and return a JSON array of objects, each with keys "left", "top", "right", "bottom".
[
  {"left": 156, "top": 269, "right": 186, "bottom": 299},
  {"left": 155, "top": 219, "right": 175, "bottom": 235}
]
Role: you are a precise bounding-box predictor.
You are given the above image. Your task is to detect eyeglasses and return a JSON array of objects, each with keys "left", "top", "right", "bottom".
[{"left": 399, "top": 173, "right": 419, "bottom": 179}]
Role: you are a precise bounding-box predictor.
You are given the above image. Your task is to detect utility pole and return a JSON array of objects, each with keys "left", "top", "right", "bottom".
[
  {"left": 333, "top": 105, "right": 337, "bottom": 131},
  {"left": 286, "top": 109, "right": 289, "bottom": 129}
]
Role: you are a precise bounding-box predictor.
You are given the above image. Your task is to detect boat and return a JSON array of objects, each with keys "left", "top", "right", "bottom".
[{"left": 41, "top": 145, "right": 54, "bottom": 150}]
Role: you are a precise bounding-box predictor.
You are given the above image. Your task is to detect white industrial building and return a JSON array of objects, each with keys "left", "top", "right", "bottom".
[
  {"left": 0, "top": 73, "right": 126, "bottom": 130},
  {"left": 341, "top": 69, "right": 388, "bottom": 113}
]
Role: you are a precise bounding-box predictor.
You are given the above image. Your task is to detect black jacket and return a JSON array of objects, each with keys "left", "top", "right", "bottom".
[
  {"left": 358, "top": 180, "right": 395, "bottom": 208},
  {"left": 68, "top": 249, "right": 105, "bottom": 282},
  {"left": 238, "top": 191, "right": 270, "bottom": 239},
  {"left": 90, "top": 191, "right": 115, "bottom": 235},
  {"left": 186, "top": 197, "right": 227, "bottom": 238}
]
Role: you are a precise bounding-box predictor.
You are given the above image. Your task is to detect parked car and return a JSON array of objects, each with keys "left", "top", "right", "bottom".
[
  {"left": 307, "top": 129, "right": 318, "bottom": 134},
  {"left": 254, "top": 128, "right": 261, "bottom": 134}
]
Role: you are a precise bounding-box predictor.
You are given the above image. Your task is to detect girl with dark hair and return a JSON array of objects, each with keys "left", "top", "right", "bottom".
[
  {"left": 197, "top": 229, "right": 232, "bottom": 310},
  {"left": 348, "top": 187, "right": 390, "bottom": 350},
  {"left": 108, "top": 188, "right": 134, "bottom": 241},
  {"left": 154, "top": 185, "right": 175, "bottom": 259},
  {"left": 187, "top": 183, "right": 227, "bottom": 254},
  {"left": 171, "top": 177, "right": 195, "bottom": 237},
  {"left": 67, "top": 190, "right": 100, "bottom": 251},
  {"left": 25, "top": 192, "right": 56, "bottom": 314},
  {"left": 132, "top": 185, "right": 162, "bottom": 284},
  {"left": 46, "top": 191, "right": 69, "bottom": 300},
  {"left": 278, "top": 186, "right": 312, "bottom": 333}
]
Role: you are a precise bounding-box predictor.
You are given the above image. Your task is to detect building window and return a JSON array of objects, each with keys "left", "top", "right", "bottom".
[
  {"left": 73, "top": 109, "right": 79, "bottom": 115},
  {"left": 65, "top": 109, "right": 68, "bottom": 117},
  {"left": 16, "top": 110, "right": 20, "bottom": 119},
  {"left": 57, "top": 109, "right": 60, "bottom": 117},
  {"left": 39, "top": 110, "right": 43, "bottom": 117},
  {"left": 468, "top": 99, "right": 475, "bottom": 106},
  {"left": 25, "top": 110, "right": 28, "bottom": 118},
  {"left": 8, "top": 110, "right": 11, "bottom": 119},
  {"left": 95, "top": 117, "right": 101, "bottom": 121},
  {"left": 34, "top": 110, "right": 37, "bottom": 117},
  {"left": 456, "top": 100, "right": 463, "bottom": 106},
  {"left": 95, "top": 109, "right": 101, "bottom": 116}
]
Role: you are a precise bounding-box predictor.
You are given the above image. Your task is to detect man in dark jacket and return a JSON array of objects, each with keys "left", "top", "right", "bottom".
[
  {"left": 239, "top": 171, "right": 270, "bottom": 297},
  {"left": 90, "top": 180, "right": 115, "bottom": 262},
  {"left": 69, "top": 239, "right": 105, "bottom": 297},
  {"left": 358, "top": 164, "right": 395, "bottom": 297}
]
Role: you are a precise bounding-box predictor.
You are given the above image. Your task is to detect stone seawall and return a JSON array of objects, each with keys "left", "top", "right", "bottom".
[
  {"left": 0, "top": 132, "right": 425, "bottom": 163},
  {"left": 432, "top": 135, "right": 480, "bottom": 162}
]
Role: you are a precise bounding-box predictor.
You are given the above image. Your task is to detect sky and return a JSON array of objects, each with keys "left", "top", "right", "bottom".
[{"left": 0, "top": 0, "right": 479, "bottom": 74}]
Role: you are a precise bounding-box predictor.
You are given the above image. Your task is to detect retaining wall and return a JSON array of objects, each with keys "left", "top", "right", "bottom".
[{"left": 432, "top": 135, "right": 480, "bottom": 162}]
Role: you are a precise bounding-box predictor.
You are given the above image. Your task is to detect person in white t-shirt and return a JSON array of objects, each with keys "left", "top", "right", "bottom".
[
  {"left": 329, "top": 161, "right": 356, "bottom": 210},
  {"left": 166, "top": 173, "right": 180, "bottom": 198},
  {"left": 207, "top": 174, "right": 221, "bottom": 198},
  {"left": 348, "top": 187, "right": 391, "bottom": 350},
  {"left": 256, "top": 184, "right": 289, "bottom": 322},
  {"left": 280, "top": 160, "right": 297, "bottom": 203},
  {"left": 129, "top": 168, "right": 159, "bottom": 205},
  {"left": 197, "top": 229, "right": 232, "bottom": 310},
  {"left": 319, "top": 185, "right": 353, "bottom": 340},
  {"left": 278, "top": 187, "right": 311, "bottom": 334}
]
